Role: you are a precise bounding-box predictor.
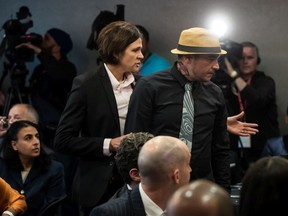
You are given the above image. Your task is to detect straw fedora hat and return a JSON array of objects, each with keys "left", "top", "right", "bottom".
[{"left": 171, "top": 27, "right": 227, "bottom": 55}]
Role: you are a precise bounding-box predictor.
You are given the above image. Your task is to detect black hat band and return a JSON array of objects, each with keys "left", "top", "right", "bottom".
[{"left": 177, "top": 44, "right": 221, "bottom": 53}]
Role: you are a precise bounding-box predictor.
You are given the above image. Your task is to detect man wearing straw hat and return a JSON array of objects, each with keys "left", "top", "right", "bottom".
[{"left": 125, "top": 27, "right": 231, "bottom": 191}]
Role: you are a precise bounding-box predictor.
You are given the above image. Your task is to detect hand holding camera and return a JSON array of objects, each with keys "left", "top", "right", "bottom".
[
  {"left": 15, "top": 42, "right": 42, "bottom": 55},
  {"left": 224, "top": 57, "right": 240, "bottom": 80},
  {"left": 0, "top": 118, "right": 9, "bottom": 137}
]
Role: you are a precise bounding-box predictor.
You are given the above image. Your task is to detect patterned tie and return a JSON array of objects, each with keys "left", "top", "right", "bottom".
[{"left": 179, "top": 82, "right": 194, "bottom": 151}]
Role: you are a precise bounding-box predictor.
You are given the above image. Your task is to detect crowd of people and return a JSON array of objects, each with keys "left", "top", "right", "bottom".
[{"left": 0, "top": 9, "right": 286, "bottom": 216}]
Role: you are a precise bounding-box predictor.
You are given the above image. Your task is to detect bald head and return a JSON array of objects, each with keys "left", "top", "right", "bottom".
[
  {"left": 138, "top": 136, "right": 191, "bottom": 186},
  {"left": 167, "top": 179, "right": 234, "bottom": 216},
  {"left": 8, "top": 104, "right": 39, "bottom": 124}
]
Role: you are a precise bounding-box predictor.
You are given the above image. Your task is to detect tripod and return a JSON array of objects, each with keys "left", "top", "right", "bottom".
[
  {"left": 2, "top": 85, "right": 25, "bottom": 116},
  {"left": 0, "top": 61, "right": 31, "bottom": 116}
]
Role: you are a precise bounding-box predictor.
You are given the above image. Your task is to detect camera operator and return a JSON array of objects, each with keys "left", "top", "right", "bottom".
[
  {"left": 16, "top": 28, "right": 77, "bottom": 146},
  {"left": 15, "top": 29, "right": 79, "bottom": 216},
  {"left": 224, "top": 41, "right": 280, "bottom": 171},
  {"left": 0, "top": 6, "right": 36, "bottom": 114}
]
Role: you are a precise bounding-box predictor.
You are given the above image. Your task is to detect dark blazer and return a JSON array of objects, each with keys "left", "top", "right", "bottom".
[
  {"left": 54, "top": 64, "right": 139, "bottom": 207},
  {"left": 109, "top": 184, "right": 130, "bottom": 200},
  {"left": 0, "top": 158, "right": 65, "bottom": 216},
  {"left": 90, "top": 185, "right": 145, "bottom": 216}
]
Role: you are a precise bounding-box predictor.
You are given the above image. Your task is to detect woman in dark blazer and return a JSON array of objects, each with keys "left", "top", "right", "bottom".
[
  {"left": 54, "top": 21, "right": 143, "bottom": 215},
  {"left": 0, "top": 120, "right": 65, "bottom": 216}
]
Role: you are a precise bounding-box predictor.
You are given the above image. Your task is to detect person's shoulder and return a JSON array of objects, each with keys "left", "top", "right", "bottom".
[
  {"left": 77, "top": 64, "right": 107, "bottom": 81},
  {"left": 90, "top": 194, "right": 129, "bottom": 215},
  {"left": 72, "top": 70, "right": 101, "bottom": 89},
  {"left": 266, "top": 136, "right": 284, "bottom": 144},
  {"left": 50, "top": 159, "right": 65, "bottom": 170},
  {"left": 43, "top": 160, "right": 65, "bottom": 178},
  {"left": 263, "top": 136, "right": 287, "bottom": 157},
  {"left": 74, "top": 71, "right": 96, "bottom": 82},
  {"left": 255, "top": 71, "right": 274, "bottom": 79},
  {"left": 109, "top": 185, "right": 128, "bottom": 200},
  {"left": 254, "top": 71, "right": 277, "bottom": 86}
]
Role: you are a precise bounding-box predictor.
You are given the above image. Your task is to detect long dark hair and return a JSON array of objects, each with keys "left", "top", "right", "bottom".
[{"left": 1, "top": 120, "right": 51, "bottom": 171}]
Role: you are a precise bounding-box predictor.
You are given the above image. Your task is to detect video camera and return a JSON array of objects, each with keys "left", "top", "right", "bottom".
[
  {"left": 87, "top": 4, "right": 125, "bottom": 51},
  {"left": 0, "top": 5, "right": 43, "bottom": 102},
  {"left": 0, "top": 6, "right": 42, "bottom": 63},
  {"left": 13, "top": 33, "right": 42, "bottom": 62},
  {"left": 211, "top": 40, "right": 243, "bottom": 100},
  {"left": 219, "top": 39, "right": 243, "bottom": 72}
]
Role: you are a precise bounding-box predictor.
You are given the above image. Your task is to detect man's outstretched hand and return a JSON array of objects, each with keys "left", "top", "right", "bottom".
[{"left": 227, "top": 111, "right": 259, "bottom": 136}]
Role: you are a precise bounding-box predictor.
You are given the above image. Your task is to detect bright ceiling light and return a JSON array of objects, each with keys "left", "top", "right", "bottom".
[
  {"left": 210, "top": 20, "right": 228, "bottom": 38},
  {"left": 206, "top": 15, "right": 230, "bottom": 39}
]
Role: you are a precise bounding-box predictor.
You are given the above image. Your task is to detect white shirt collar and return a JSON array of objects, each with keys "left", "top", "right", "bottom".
[
  {"left": 139, "top": 183, "right": 165, "bottom": 216},
  {"left": 104, "top": 63, "right": 135, "bottom": 89}
]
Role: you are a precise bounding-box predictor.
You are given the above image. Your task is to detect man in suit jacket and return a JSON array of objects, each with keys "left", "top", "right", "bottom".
[
  {"left": 109, "top": 132, "right": 154, "bottom": 200},
  {"left": 54, "top": 21, "right": 143, "bottom": 215},
  {"left": 90, "top": 135, "right": 192, "bottom": 216}
]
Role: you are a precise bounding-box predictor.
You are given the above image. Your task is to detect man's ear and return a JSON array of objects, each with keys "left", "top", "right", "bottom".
[
  {"left": 182, "top": 55, "right": 192, "bottom": 63},
  {"left": 129, "top": 168, "right": 141, "bottom": 183},
  {"left": 172, "top": 168, "right": 180, "bottom": 184}
]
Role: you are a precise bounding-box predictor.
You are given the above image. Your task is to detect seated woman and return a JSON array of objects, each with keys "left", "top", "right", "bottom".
[
  {"left": 0, "top": 120, "right": 65, "bottom": 216},
  {"left": 0, "top": 177, "right": 27, "bottom": 216}
]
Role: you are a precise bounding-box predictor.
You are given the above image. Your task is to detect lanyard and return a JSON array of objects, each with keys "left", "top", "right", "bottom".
[{"left": 237, "top": 76, "right": 252, "bottom": 113}]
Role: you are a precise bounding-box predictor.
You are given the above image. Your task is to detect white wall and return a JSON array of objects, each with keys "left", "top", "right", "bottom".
[{"left": 0, "top": 0, "right": 287, "bottom": 133}]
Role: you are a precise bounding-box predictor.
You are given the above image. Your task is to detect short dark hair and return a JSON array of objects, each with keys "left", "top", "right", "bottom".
[
  {"left": 1, "top": 120, "right": 51, "bottom": 171},
  {"left": 114, "top": 132, "right": 154, "bottom": 184},
  {"left": 97, "top": 21, "right": 141, "bottom": 64},
  {"left": 47, "top": 28, "right": 73, "bottom": 55}
]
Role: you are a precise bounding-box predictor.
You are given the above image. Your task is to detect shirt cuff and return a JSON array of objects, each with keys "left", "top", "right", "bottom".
[
  {"left": 3, "top": 211, "right": 14, "bottom": 216},
  {"left": 103, "top": 138, "right": 112, "bottom": 156}
]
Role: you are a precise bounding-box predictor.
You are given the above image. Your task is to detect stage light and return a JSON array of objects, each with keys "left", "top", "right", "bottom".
[{"left": 206, "top": 15, "right": 230, "bottom": 39}]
